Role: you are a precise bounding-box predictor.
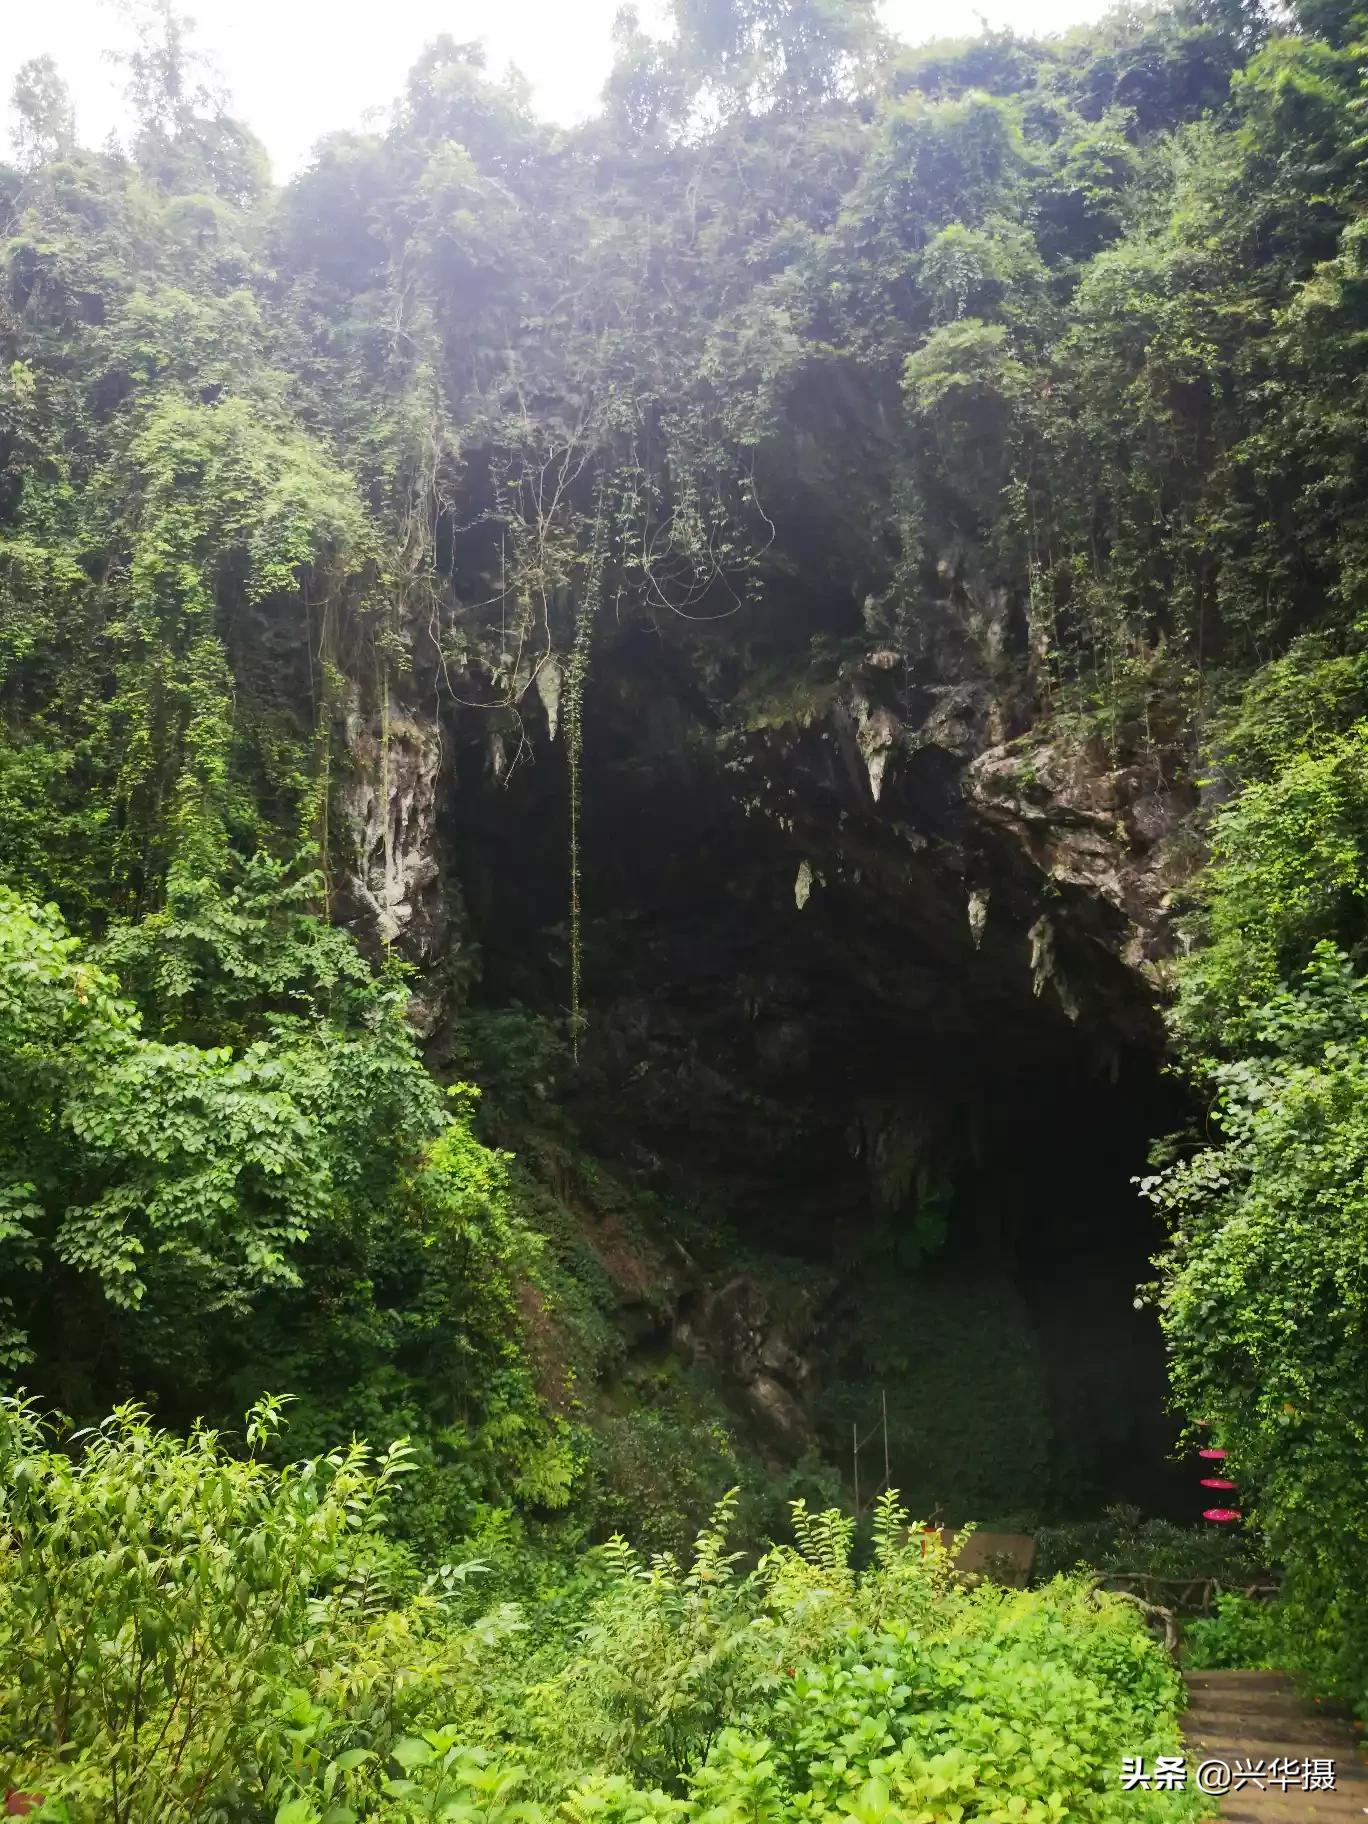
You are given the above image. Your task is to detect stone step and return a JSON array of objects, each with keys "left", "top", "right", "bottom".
[
  {"left": 1186, "top": 1670, "right": 1297, "bottom": 1691},
  {"left": 1199, "top": 1784, "right": 1368, "bottom": 1821},
  {"left": 1181, "top": 1736, "right": 1364, "bottom": 1765},
  {"left": 1214, "top": 1804, "right": 1368, "bottom": 1823},
  {"left": 1186, "top": 1689, "right": 1330, "bottom": 1717},
  {"left": 1182, "top": 1666, "right": 1368, "bottom": 1822},
  {"left": 1185, "top": 1711, "right": 1365, "bottom": 1748},
  {"left": 1186, "top": 1680, "right": 1298, "bottom": 1702}
]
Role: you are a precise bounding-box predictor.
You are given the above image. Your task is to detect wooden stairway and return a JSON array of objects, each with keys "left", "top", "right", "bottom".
[{"left": 1184, "top": 1669, "right": 1368, "bottom": 1821}]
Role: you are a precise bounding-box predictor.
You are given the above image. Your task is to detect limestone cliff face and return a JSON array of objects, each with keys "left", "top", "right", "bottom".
[
  {"left": 330, "top": 551, "right": 1194, "bottom": 1512},
  {"left": 329, "top": 563, "right": 1205, "bottom": 1090},
  {"left": 332, "top": 695, "right": 452, "bottom": 1033},
  {"left": 968, "top": 737, "right": 1200, "bottom": 990},
  {"left": 327, "top": 482, "right": 1202, "bottom": 1079},
  {"left": 713, "top": 649, "right": 1180, "bottom": 1069},
  {"left": 676, "top": 1276, "right": 818, "bottom": 1461}
]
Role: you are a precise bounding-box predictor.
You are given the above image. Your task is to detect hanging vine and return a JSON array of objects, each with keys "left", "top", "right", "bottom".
[{"left": 565, "top": 471, "right": 610, "bottom": 1064}]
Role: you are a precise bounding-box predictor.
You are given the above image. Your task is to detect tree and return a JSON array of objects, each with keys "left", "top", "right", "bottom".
[
  {"left": 115, "top": 0, "right": 217, "bottom": 135},
  {"left": 671, "top": 0, "right": 883, "bottom": 112},
  {"left": 8, "top": 57, "right": 76, "bottom": 169},
  {"left": 112, "top": 0, "right": 270, "bottom": 199},
  {"left": 0, "top": 1396, "right": 421, "bottom": 1822}
]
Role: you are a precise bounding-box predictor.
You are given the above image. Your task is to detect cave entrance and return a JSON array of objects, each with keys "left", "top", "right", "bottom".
[{"left": 444, "top": 642, "right": 1190, "bottom": 1528}]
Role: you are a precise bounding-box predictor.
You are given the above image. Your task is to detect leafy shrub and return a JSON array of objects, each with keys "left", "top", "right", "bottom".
[
  {"left": 0, "top": 1396, "right": 458, "bottom": 1821},
  {"left": 1035, "top": 1504, "right": 1268, "bottom": 1586},
  {"left": 371, "top": 1491, "right": 1202, "bottom": 1822},
  {"left": 0, "top": 1415, "right": 1201, "bottom": 1823},
  {"left": 1154, "top": 687, "right": 1368, "bottom": 1722},
  {"left": 583, "top": 1402, "right": 751, "bottom": 1559},
  {"left": 816, "top": 1271, "right": 1055, "bottom": 1520},
  {"left": 1184, "top": 1594, "right": 1286, "bottom": 1671},
  {"left": 1150, "top": 942, "right": 1368, "bottom": 1719},
  {"left": 0, "top": 873, "right": 444, "bottom": 1380},
  {"left": 0, "top": 871, "right": 572, "bottom": 1547}
]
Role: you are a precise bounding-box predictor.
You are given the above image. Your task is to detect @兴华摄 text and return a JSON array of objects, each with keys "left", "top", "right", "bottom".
[{"left": 1120, "top": 1753, "right": 1338, "bottom": 1793}]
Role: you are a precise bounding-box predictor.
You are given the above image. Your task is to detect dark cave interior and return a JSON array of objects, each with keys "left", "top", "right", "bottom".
[{"left": 445, "top": 627, "right": 1193, "bottom": 1526}]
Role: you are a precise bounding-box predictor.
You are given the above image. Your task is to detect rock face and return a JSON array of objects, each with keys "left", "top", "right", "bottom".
[
  {"left": 968, "top": 735, "right": 1201, "bottom": 986},
  {"left": 839, "top": 689, "right": 903, "bottom": 804},
  {"left": 676, "top": 1277, "right": 816, "bottom": 1461},
  {"left": 328, "top": 521, "right": 1198, "bottom": 1510},
  {"left": 334, "top": 698, "right": 450, "bottom": 1029},
  {"left": 333, "top": 521, "right": 1199, "bottom": 1077}
]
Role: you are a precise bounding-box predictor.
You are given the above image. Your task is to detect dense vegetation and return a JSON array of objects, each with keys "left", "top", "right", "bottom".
[
  {"left": 5, "top": 0, "right": 1368, "bottom": 1806},
  {"left": 1, "top": 1400, "right": 1200, "bottom": 1823},
  {"left": 1147, "top": 649, "right": 1368, "bottom": 1715}
]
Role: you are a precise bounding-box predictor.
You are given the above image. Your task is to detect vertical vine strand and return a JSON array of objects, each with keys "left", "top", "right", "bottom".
[{"left": 566, "top": 471, "right": 610, "bottom": 1065}]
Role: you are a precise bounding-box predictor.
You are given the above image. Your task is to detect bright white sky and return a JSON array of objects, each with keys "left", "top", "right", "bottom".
[{"left": 2, "top": 0, "right": 1108, "bottom": 180}]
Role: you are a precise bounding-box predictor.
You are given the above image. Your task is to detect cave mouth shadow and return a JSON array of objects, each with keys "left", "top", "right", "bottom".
[
  {"left": 444, "top": 673, "right": 1194, "bottom": 1529},
  {"left": 719, "top": 1036, "right": 1194, "bottom": 1528}
]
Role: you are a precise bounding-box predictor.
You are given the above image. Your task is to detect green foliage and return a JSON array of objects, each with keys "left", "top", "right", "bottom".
[
  {"left": 902, "top": 318, "right": 1029, "bottom": 415},
  {"left": 1183, "top": 1593, "right": 1286, "bottom": 1670},
  {"left": 0, "top": 1396, "right": 439, "bottom": 1822},
  {"left": 816, "top": 1271, "right": 1055, "bottom": 1519},
  {"left": 9, "top": 0, "right": 1359, "bottom": 961},
  {"left": 377, "top": 1487, "right": 1200, "bottom": 1821},
  {"left": 0, "top": 864, "right": 571, "bottom": 1553},
  {"left": 1209, "top": 636, "right": 1368, "bottom": 784},
  {"left": 95, "top": 853, "right": 375, "bottom": 1044},
  {"left": 1149, "top": 941, "right": 1368, "bottom": 1716},
  {"left": 1152, "top": 662, "right": 1368, "bottom": 1716},
  {"left": 1035, "top": 1505, "right": 1266, "bottom": 1586},
  {"left": 583, "top": 1394, "right": 753, "bottom": 1562},
  {"left": 581, "top": 1366, "right": 843, "bottom": 1563},
  {"left": 0, "top": 1422, "right": 1200, "bottom": 1823},
  {"left": 1172, "top": 726, "right": 1368, "bottom": 1049},
  {"left": 0, "top": 874, "right": 439, "bottom": 1370},
  {"left": 9, "top": 58, "right": 76, "bottom": 171}
]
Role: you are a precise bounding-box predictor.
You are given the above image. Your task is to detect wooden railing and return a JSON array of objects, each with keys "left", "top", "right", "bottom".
[{"left": 1093, "top": 1571, "right": 1280, "bottom": 1614}]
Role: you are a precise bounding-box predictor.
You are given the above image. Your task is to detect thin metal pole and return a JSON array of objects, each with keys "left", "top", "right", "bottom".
[
  {"left": 882, "top": 1388, "right": 890, "bottom": 1492},
  {"left": 852, "top": 1420, "right": 860, "bottom": 1518}
]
